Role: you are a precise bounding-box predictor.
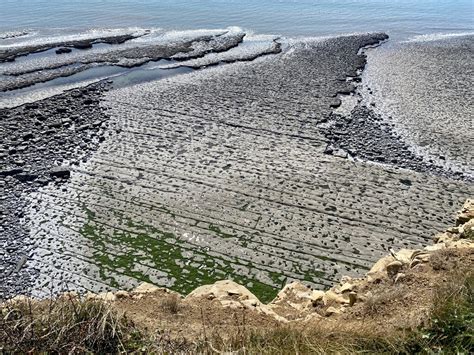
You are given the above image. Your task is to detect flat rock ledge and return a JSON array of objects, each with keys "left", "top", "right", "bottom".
[{"left": 3, "top": 199, "right": 473, "bottom": 324}]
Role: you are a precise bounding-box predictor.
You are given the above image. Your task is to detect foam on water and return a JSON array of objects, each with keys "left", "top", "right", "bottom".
[
  {"left": 0, "top": 27, "right": 149, "bottom": 49},
  {"left": 3, "top": 0, "right": 473, "bottom": 40},
  {"left": 403, "top": 31, "right": 474, "bottom": 43},
  {"left": 0, "top": 31, "right": 32, "bottom": 40},
  {"left": 132, "top": 26, "right": 243, "bottom": 44}
]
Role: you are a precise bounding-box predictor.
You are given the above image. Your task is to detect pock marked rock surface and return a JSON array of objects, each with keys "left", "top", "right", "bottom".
[{"left": 8, "top": 33, "right": 474, "bottom": 302}]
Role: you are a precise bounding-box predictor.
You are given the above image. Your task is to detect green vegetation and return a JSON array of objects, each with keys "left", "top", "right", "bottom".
[
  {"left": 79, "top": 206, "right": 281, "bottom": 302},
  {"left": 416, "top": 272, "right": 473, "bottom": 353}
]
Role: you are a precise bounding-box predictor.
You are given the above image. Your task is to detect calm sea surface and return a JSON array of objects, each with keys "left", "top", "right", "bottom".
[{"left": 2, "top": 0, "right": 473, "bottom": 40}]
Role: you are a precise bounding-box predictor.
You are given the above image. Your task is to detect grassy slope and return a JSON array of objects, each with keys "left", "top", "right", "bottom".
[{"left": 1, "top": 255, "right": 472, "bottom": 354}]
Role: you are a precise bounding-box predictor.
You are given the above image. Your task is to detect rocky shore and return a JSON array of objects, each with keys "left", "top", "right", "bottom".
[
  {"left": 0, "top": 32, "right": 146, "bottom": 63},
  {"left": 322, "top": 106, "right": 471, "bottom": 182},
  {"left": 0, "top": 28, "right": 275, "bottom": 92},
  {"left": 1, "top": 31, "right": 473, "bottom": 304}
]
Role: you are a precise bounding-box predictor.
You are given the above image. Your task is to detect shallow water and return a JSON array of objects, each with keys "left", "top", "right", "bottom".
[{"left": 2, "top": 0, "right": 473, "bottom": 40}]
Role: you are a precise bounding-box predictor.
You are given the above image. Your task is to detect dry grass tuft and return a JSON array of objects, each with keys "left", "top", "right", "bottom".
[
  {"left": 429, "top": 248, "right": 458, "bottom": 271},
  {"left": 361, "top": 285, "right": 407, "bottom": 316},
  {"left": 195, "top": 322, "right": 405, "bottom": 354},
  {"left": 422, "top": 270, "right": 474, "bottom": 352},
  {"left": 0, "top": 297, "right": 142, "bottom": 353},
  {"left": 159, "top": 294, "right": 181, "bottom": 314}
]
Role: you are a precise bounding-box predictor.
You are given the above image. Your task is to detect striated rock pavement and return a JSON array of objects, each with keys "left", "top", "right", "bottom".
[{"left": 12, "top": 33, "right": 472, "bottom": 302}]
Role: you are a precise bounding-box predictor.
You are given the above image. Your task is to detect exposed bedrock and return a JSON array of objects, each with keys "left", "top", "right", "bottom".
[
  {"left": 0, "top": 83, "right": 111, "bottom": 299},
  {"left": 0, "top": 29, "right": 247, "bottom": 92},
  {"left": 0, "top": 32, "right": 146, "bottom": 63},
  {"left": 17, "top": 33, "right": 473, "bottom": 301},
  {"left": 162, "top": 38, "right": 282, "bottom": 69}
]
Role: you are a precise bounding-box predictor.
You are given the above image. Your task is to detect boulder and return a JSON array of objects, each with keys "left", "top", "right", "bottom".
[
  {"left": 187, "top": 280, "right": 288, "bottom": 322},
  {"left": 460, "top": 219, "right": 474, "bottom": 239},
  {"left": 15, "top": 173, "right": 38, "bottom": 182},
  {"left": 368, "top": 255, "right": 395, "bottom": 274},
  {"left": 96, "top": 292, "right": 116, "bottom": 302},
  {"left": 0, "top": 168, "right": 23, "bottom": 176},
  {"left": 115, "top": 290, "right": 129, "bottom": 299},
  {"left": 386, "top": 260, "right": 404, "bottom": 277},
  {"left": 73, "top": 41, "right": 93, "bottom": 50},
  {"left": 325, "top": 306, "right": 341, "bottom": 316},
  {"left": 86, "top": 292, "right": 116, "bottom": 302},
  {"left": 256, "top": 305, "right": 289, "bottom": 323},
  {"left": 339, "top": 282, "right": 355, "bottom": 293},
  {"left": 133, "top": 282, "right": 165, "bottom": 294},
  {"left": 393, "top": 249, "right": 415, "bottom": 264},
  {"left": 448, "top": 239, "right": 474, "bottom": 249},
  {"left": 425, "top": 243, "right": 446, "bottom": 252},
  {"left": 311, "top": 290, "right": 326, "bottom": 302},
  {"left": 323, "top": 290, "right": 348, "bottom": 305},
  {"left": 329, "top": 98, "right": 342, "bottom": 108},
  {"left": 186, "top": 280, "right": 260, "bottom": 305},
  {"left": 49, "top": 166, "right": 71, "bottom": 179},
  {"left": 271, "top": 281, "right": 325, "bottom": 310},
  {"left": 23, "top": 132, "right": 34, "bottom": 140},
  {"left": 273, "top": 281, "right": 311, "bottom": 301},
  {"left": 56, "top": 47, "right": 72, "bottom": 55},
  {"left": 456, "top": 199, "right": 474, "bottom": 226}
]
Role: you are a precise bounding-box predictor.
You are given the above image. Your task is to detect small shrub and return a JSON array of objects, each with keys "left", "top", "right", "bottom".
[{"left": 422, "top": 271, "right": 474, "bottom": 352}]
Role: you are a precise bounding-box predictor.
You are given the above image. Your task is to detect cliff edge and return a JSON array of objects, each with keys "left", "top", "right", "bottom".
[{"left": 2, "top": 199, "right": 473, "bottom": 353}]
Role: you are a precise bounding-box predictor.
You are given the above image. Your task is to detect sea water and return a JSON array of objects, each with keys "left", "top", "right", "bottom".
[{"left": 1, "top": 0, "right": 473, "bottom": 40}]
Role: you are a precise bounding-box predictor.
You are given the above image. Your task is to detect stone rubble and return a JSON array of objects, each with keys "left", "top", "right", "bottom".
[{"left": 0, "top": 82, "right": 112, "bottom": 299}]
